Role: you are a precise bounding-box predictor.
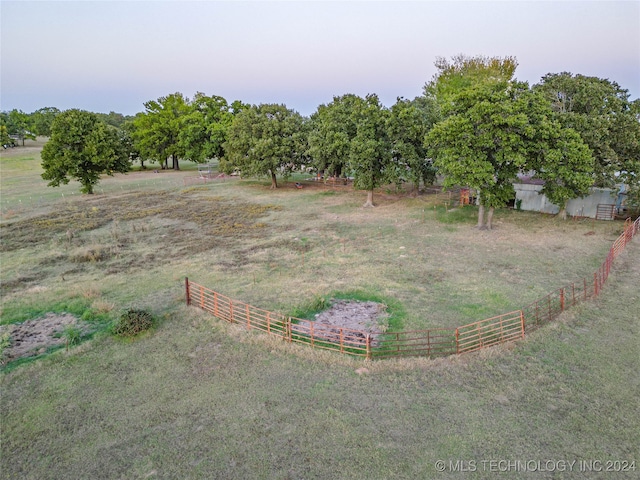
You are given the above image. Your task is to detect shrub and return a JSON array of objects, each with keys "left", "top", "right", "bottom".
[{"left": 112, "top": 309, "right": 154, "bottom": 337}]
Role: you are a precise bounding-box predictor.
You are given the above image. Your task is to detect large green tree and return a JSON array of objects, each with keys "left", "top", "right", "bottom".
[
  {"left": 426, "top": 56, "right": 593, "bottom": 227},
  {"left": 534, "top": 72, "right": 640, "bottom": 192},
  {"left": 132, "top": 92, "right": 190, "bottom": 170},
  {"left": 41, "top": 109, "right": 130, "bottom": 194},
  {"left": 387, "top": 96, "right": 439, "bottom": 190},
  {"left": 307, "top": 94, "right": 363, "bottom": 179},
  {"left": 308, "top": 93, "right": 398, "bottom": 206},
  {"left": 178, "top": 93, "right": 247, "bottom": 164},
  {"left": 222, "top": 104, "right": 306, "bottom": 188},
  {"left": 526, "top": 107, "right": 594, "bottom": 220},
  {"left": 426, "top": 80, "right": 534, "bottom": 229},
  {"left": 349, "top": 94, "right": 394, "bottom": 207}
]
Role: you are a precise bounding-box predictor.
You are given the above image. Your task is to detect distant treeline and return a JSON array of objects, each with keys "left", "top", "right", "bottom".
[{"left": 4, "top": 55, "right": 639, "bottom": 224}]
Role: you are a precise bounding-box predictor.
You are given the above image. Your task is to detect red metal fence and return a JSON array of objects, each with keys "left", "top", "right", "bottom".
[{"left": 186, "top": 216, "right": 639, "bottom": 360}]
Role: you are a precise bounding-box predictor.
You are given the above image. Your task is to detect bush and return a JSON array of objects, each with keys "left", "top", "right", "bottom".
[{"left": 112, "top": 309, "right": 154, "bottom": 337}]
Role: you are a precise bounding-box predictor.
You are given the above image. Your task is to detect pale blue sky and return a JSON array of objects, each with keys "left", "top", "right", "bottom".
[{"left": 1, "top": 1, "right": 639, "bottom": 116}]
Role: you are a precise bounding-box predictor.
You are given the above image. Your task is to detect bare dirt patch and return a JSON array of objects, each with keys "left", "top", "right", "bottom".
[
  {"left": 1, "top": 313, "right": 91, "bottom": 362},
  {"left": 298, "top": 300, "right": 389, "bottom": 345}
]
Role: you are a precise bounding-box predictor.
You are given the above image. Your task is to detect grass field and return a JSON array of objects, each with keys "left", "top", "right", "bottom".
[{"left": 1, "top": 142, "right": 638, "bottom": 478}]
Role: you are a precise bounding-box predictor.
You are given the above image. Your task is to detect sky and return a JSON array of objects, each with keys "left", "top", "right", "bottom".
[{"left": 1, "top": 0, "right": 639, "bottom": 117}]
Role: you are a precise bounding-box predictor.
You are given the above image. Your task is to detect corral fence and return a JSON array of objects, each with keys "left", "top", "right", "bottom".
[{"left": 186, "top": 216, "right": 639, "bottom": 360}]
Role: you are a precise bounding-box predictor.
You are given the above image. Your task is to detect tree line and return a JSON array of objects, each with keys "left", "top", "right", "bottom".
[{"left": 5, "top": 55, "right": 639, "bottom": 225}]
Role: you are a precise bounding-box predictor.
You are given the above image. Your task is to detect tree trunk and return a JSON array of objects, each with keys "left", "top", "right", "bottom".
[
  {"left": 487, "top": 207, "right": 495, "bottom": 230},
  {"left": 363, "top": 190, "right": 375, "bottom": 208},
  {"left": 172, "top": 154, "right": 179, "bottom": 170},
  {"left": 477, "top": 204, "right": 486, "bottom": 229},
  {"left": 559, "top": 208, "right": 567, "bottom": 220},
  {"left": 270, "top": 171, "right": 278, "bottom": 189}
]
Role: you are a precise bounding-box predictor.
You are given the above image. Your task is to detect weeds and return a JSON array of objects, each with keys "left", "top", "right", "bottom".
[
  {"left": 0, "top": 332, "right": 11, "bottom": 364},
  {"left": 62, "top": 326, "right": 82, "bottom": 350}
]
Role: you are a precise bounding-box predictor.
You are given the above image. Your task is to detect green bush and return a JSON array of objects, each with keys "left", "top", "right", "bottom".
[{"left": 112, "top": 309, "right": 154, "bottom": 337}]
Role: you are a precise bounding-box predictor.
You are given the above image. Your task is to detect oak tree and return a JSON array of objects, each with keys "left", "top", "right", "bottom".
[
  {"left": 222, "top": 104, "right": 306, "bottom": 188},
  {"left": 534, "top": 72, "right": 640, "bottom": 208},
  {"left": 41, "top": 109, "right": 130, "bottom": 194},
  {"left": 132, "top": 92, "right": 189, "bottom": 170},
  {"left": 349, "top": 94, "right": 394, "bottom": 207},
  {"left": 387, "top": 96, "right": 439, "bottom": 190}
]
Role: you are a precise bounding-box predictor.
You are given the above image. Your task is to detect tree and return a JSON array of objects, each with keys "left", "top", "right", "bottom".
[
  {"left": 349, "top": 94, "right": 394, "bottom": 207},
  {"left": 387, "top": 96, "right": 439, "bottom": 190},
  {"left": 526, "top": 110, "right": 594, "bottom": 220},
  {"left": 31, "top": 107, "right": 60, "bottom": 136},
  {"left": 0, "top": 125, "right": 11, "bottom": 147},
  {"left": 534, "top": 73, "right": 640, "bottom": 190},
  {"left": 425, "top": 56, "right": 593, "bottom": 227},
  {"left": 222, "top": 104, "right": 306, "bottom": 188},
  {"left": 121, "top": 119, "right": 143, "bottom": 168},
  {"left": 95, "top": 111, "right": 129, "bottom": 129},
  {"left": 426, "top": 80, "right": 535, "bottom": 228},
  {"left": 132, "top": 92, "right": 189, "bottom": 170},
  {"left": 424, "top": 54, "right": 518, "bottom": 111},
  {"left": 307, "top": 94, "right": 363, "bottom": 179},
  {"left": 308, "top": 93, "right": 398, "bottom": 206},
  {"left": 41, "top": 109, "right": 130, "bottom": 194},
  {"left": 1, "top": 109, "right": 36, "bottom": 146},
  {"left": 178, "top": 93, "right": 244, "bottom": 164}
]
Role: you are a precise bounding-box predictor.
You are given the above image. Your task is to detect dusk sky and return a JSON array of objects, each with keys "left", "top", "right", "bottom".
[{"left": 2, "top": 1, "right": 639, "bottom": 117}]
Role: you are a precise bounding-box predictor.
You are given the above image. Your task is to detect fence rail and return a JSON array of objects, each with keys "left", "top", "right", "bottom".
[{"left": 186, "top": 216, "right": 639, "bottom": 360}]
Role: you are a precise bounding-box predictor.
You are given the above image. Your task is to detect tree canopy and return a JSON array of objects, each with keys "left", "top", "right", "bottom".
[
  {"left": 178, "top": 94, "right": 248, "bottom": 164},
  {"left": 0, "top": 109, "right": 36, "bottom": 146},
  {"left": 425, "top": 56, "right": 593, "bottom": 227},
  {"left": 30, "top": 107, "right": 60, "bottom": 136},
  {"left": 307, "top": 94, "right": 363, "bottom": 179},
  {"left": 41, "top": 109, "right": 130, "bottom": 194},
  {"left": 132, "top": 92, "right": 190, "bottom": 170},
  {"left": 424, "top": 54, "right": 519, "bottom": 111},
  {"left": 348, "top": 94, "right": 394, "bottom": 207},
  {"left": 130, "top": 92, "right": 245, "bottom": 170},
  {"left": 222, "top": 104, "right": 306, "bottom": 188},
  {"left": 534, "top": 72, "right": 640, "bottom": 209},
  {"left": 387, "top": 96, "right": 439, "bottom": 190}
]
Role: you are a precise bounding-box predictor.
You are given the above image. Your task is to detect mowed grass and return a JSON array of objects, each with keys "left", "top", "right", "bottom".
[{"left": 1, "top": 145, "right": 639, "bottom": 478}]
